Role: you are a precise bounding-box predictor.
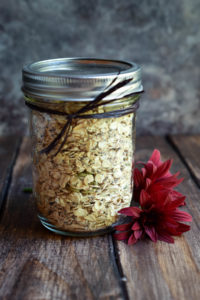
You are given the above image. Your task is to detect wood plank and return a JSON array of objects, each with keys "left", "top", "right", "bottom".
[
  {"left": 0, "top": 138, "right": 124, "bottom": 300},
  {"left": 0, "top": 136, "right": 21, "bottom": 213},
  {"left": 168, "top": 135, "right": 200, "bottom": 187},
  {"left": 115, "top": 136, "right": 200, "bottom": 300}
]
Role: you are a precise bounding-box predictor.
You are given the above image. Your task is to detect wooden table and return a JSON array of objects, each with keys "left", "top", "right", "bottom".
[{"left": 0, "top": 135, "right": 199, "bottom": 300}]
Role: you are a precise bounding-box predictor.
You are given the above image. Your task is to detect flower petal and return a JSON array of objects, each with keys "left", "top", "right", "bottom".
[
  {"left": 172, "top": 210, "right": 192, "bottom": 222},
  {"left": 157, "top": 232, "right": 174, "bottom": 243},
  {"left": 145, "top": 226, "right": 158, "bottom": 242},
  {"left": 134, "top": 168, "right": 144, "bottom": 187},
  {"left": 176, "top": 223, "right": 191, "bottom": 233},
  {"left": 128, "top": 234, "right": 137, "bottom": 245},
  {"left": 165, "top": 223, "right": 191, "bottom": 236},
  {"left": 115, "top": 223, "right": 133, "bottom": 231},
  {"left": 134, "top": 230, "right": 143, "bottom": 240},
  {"left": 118, "top": 207, "right": 141, "bottom": 217},
  {"left": 170, "top": 190, "right": 186, "bottom": 206},
  {"left": 140, "top": 190, "right": 151, "bottom": 208},
  {"left": 157, "top": 175, "right": 184, "bottom": 188},
  {"left": 152, "top": 159, "right": 172, "bottom": 180},
  {"left": 166, "top": 198, "right": 186, "bottom": 210},
  {"left": 149, "top": 149, "right": 161, "bottom": 167},
  {"left": 145, "top": 178, "right": 152, "bottom": 189},
  {"left": 132, "top": 221, "right": 141, "bottom": 230},
  {"left": 144, "top": 162, "right": 154, "bottom": 178}
]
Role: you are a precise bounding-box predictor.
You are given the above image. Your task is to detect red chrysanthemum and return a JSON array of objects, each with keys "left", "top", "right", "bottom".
[
  {"left": 114, "top": 149, "right": 192, "bottom": 245},
  {"left": 134, "top": 149, "right": 185, "bottom": 205},
  {"left": 114, "top": 190, "right": 192, "bottom": 245}
]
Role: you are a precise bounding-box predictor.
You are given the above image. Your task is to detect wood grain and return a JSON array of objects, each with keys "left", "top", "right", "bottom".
[
  {"left": 168, "top": 135, "right": 200, "bottom": 187},
  {"left": 0, "top": 135, "right": 200, "bottom": 300},
  {"left": 115, "top": 136, "right": 200, "bottom": 300},
  {"left": 0, "top": 136, "right": 20, "bottom": 212},
  {"left": 0, "top": 138, "right": 124, "bottom": 300}
]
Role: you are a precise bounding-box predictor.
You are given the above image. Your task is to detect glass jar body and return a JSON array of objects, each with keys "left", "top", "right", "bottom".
[{"left": 29, "top": 100, "right": 137, "bottom": 236}]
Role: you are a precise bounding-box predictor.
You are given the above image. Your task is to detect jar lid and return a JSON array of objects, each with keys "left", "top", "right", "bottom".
[{"left": 22, "top": 58, "right": 143, "bottom": 102}]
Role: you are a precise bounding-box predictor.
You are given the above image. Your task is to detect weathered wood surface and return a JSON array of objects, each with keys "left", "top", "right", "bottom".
[
  {"left": 169, "top": 135, "right": 200, "bottom": 187},
  {"left": 0, "top": 138, "right": 124, "bottom": 300},
  {"left": 0, "top": 136, "right": 20, "bottom": 212},
  {"left": 116, "top": 136, "right": 200, "bottom": 300},
  {"left": 0, "top": 135, "right": 200, "bottom": 300}
]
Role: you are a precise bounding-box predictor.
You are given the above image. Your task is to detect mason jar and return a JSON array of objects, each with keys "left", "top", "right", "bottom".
[{"left": 22, "top": 58, "right": 143, "bottom": 236}]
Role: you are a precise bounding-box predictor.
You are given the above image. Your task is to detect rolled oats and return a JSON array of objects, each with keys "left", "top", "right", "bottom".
[{"left": 31, "top": 108, "right": 136, "bottom": 233}]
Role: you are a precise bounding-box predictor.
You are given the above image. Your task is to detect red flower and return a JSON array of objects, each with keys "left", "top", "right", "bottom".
[
  {"left": 114, "top": 149, "right": 191, "bottom": 245},
  {"left": 114, "top": 190, "right": 192, "bottom": 245},
  {"left": 134, "top": 149, "right": 185, "bottom": 205}
]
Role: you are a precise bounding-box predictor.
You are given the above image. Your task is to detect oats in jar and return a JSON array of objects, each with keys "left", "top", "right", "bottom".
[{"left": 33, "top": 109, "right": 135, "bottom": 232}]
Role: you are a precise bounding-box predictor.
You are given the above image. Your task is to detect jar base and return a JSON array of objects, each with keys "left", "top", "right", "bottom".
[{"left": 38, "top": 215, "right": 115, "bottom": 237}]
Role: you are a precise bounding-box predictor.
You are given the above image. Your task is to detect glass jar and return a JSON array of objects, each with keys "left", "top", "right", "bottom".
[{"left": 22, "top": 58, "right": 143, "bottom": 236}]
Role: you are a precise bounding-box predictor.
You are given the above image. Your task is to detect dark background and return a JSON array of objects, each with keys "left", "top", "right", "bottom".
[{"left": 0, "top": 0, "right": 200, "bottom": 136}]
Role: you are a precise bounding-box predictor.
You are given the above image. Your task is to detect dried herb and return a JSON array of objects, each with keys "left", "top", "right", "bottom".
[{"left": 23, "top": 187, "right": 33, "bottom": 193}]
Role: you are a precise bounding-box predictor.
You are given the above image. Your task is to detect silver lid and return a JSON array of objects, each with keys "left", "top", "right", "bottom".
[{"left": 22, "top": 58, "right": 143, "bottom": 102}]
